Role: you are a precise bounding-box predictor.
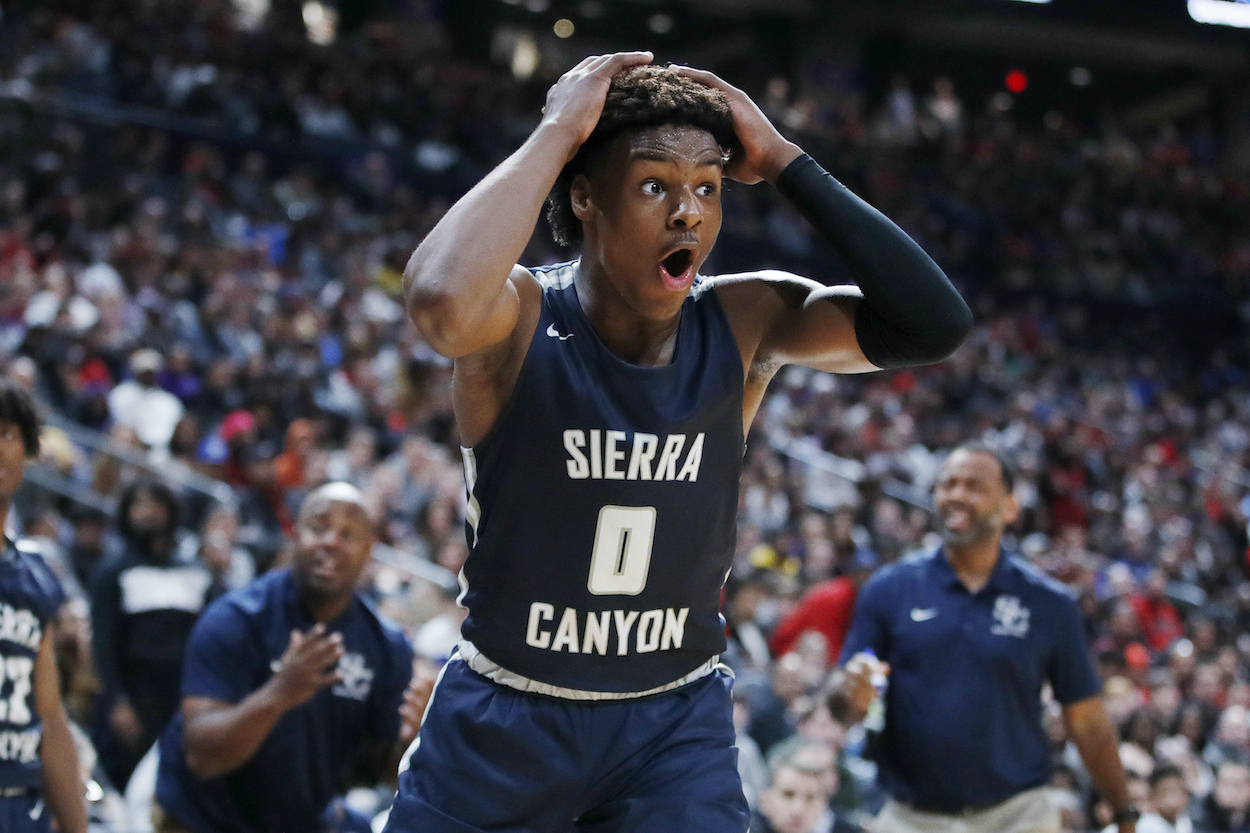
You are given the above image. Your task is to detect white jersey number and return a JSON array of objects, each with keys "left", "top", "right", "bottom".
[
  {"left": 0, "top": 654, "right": 34, "bottom": 725},
  {"left": 587, "top": 506, "right": 656, "bottom": 595}
]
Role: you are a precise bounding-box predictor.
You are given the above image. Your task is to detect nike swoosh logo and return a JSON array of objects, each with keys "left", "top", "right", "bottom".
[
  {"left": 910, "top": 608, "right": 939, "bottom": 622},
  {"left": 546, "top": 323, "right": 573, "bottom": 340}
]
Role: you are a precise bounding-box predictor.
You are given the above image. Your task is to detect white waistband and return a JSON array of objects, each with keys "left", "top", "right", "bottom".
[{"left": 457, "top": 639, "right": 725, "bottom": 701}]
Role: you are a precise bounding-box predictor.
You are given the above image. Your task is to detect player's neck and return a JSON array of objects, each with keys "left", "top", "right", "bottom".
[
  {"left": 943, "top": 538, "right": 1001, "bottom": 594},
  {"left": 575, "top": 263, "right": 682, "bottom": 366}
]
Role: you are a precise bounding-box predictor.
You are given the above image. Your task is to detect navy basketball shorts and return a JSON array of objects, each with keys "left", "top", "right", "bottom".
[
  {"left": 385, "top": 658, "right": 749, "bottom": 833},
  {"left": 0, "top": 792, "right": 50, "bottom": 833}
]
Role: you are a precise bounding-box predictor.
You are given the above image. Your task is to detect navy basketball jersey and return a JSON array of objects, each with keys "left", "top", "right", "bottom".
[
  {"left": 458, "top": 261, "right": 745, "bottom": 695},
  {"left": 0, "top": 538, "right": 66, "bottom": 788}
]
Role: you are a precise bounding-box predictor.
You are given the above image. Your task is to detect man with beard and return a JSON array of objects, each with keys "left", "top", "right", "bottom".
[{"left": 830, "top": 444, "right": 1137, "bottom": 833}]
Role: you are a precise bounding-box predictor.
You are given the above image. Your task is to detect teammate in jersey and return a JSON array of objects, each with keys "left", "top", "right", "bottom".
[
  {"left": 0, "top": 377, "right": 88, "bottom": 833},
  {"left": 385, "top": 53, "right": 972, "bottom": 832}
]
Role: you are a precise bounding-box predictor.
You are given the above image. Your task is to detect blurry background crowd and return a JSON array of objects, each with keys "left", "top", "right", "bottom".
[{"left": 3, "top": 0, "right": 1250, "bottom": 830}]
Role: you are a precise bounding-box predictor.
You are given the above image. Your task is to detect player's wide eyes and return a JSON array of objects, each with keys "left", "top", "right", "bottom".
[
  {"left": 697, "top": 183, "right": 717, "bottom": 196},
  {"left": 641, "top": 181, "right": 663, "bottom": 195}
]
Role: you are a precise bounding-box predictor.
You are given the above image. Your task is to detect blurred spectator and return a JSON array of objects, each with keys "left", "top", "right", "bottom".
[
  {"left": 734, "top": 688, "right": 769, "bottom": 812},
  {"left": 107, "top": 350, "right": 185, "bottom": 460},
  {"left": 1191, "top": 760, "right": 1250, "bottom": 833},
  {"left": 1128, "top": 570, "right": 1185, "bottom": 653},
  {"left": 754, "top": 739, "right": 861, "bottom": 833},
  {"left": 1206, "top": 707, "right": 1250, "bottom": 773},
  {"left": 1130, "top": 764, "right": 1192, "bottom": 833},
  {"left": 65, "top": 506, "right": 110, "bottom": 590},
  {"left": 769, "top": 550, "right": 875, "bottom": 665},
  {"left": 90, "top": 480, "right": 216, "bottom": 791}
]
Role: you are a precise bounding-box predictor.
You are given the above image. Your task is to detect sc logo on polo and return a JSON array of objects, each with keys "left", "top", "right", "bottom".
[
  {"left": 990, "top": 595, "right": 1030, "bottom": 639},
  {"left": 332, "top": 653, "right": 374, "bottom": 701}
]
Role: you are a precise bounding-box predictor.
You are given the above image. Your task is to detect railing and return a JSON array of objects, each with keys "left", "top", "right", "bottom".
[
  {"left": 769, "top": 432, "right": 934, "bottom": 513},
  {"left": 42, "top": 412, "right": 237, "bottom": 510},
  {"left": 25, "top": 415, "right": 458, "bottom": 590}
]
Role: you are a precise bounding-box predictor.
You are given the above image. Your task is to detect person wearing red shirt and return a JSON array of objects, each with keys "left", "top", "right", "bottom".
[{"left": 770, "top": 553, "right": 876, "bottom": 665}]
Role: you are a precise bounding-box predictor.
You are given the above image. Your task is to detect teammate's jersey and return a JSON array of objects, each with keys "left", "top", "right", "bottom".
[
  {"left": 0, "top": 537, "right": 66, "bottom": 788},
  {"left": 458, "top": 261, "right": 745, "bottom": 695}
]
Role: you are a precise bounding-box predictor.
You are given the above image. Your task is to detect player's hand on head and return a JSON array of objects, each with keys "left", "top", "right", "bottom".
[
  {"left": 670, "top": 64, "right": 802, "bottom": 185},
  {"left": 542, "top": 51, "right": 654, "bottom": 154},
  {"left": 272, "top": 622, "right": 346, "bottom": 708}
]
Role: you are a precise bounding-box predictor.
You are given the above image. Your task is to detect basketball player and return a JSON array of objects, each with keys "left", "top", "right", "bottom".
[
  {"left": 385, "top": 52, "right": 972, "bottom": 832},
  {"left": 0, "top": 377, "right": 88, "bottom": 833}
]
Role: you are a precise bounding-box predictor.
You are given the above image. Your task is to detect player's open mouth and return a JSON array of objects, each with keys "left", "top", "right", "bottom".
[{"left": 660, "top": 248, "right": 694, "bottom": 289}]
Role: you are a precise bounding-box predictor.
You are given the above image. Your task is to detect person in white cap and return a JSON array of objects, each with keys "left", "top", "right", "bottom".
[{"left": 107, "top": 349, "right": 184, "bottom": 459}]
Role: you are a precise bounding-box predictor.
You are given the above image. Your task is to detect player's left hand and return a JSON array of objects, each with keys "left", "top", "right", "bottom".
[
  {"left": 670, "top": 64, "right": 802, "bottom": 185},
  {"left": 398, "top": 664, "right": 437, "bottom": 747}
]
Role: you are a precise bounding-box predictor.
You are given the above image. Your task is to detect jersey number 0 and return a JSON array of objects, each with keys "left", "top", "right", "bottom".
[{"left": 587, "top": 506, "right": 656, "bottom": 596}]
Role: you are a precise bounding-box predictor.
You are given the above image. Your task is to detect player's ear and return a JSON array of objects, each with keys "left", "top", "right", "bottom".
[{"left": 570, "top": 173, "right": 595, "bottom": 222}]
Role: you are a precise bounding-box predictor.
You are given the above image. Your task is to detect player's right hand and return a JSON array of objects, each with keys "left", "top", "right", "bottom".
[
  {"left": 541, "top": 52, "right": 653, "bottom": 155},
  {"left": 271, "top": 622, "right": 345, "bottom": 709}
]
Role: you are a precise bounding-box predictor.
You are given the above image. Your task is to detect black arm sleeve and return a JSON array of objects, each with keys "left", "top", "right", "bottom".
[{"left": 774, "top": 153, "right": 973, "bottom": 369}]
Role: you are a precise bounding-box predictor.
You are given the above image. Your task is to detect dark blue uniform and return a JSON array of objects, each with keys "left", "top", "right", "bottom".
[
  {"left": 388, "top": 262, "right": 750, "bottom": 832},
  {"left": 0, "top": 536, "right": 67, "bottom": 833},
  {"left": 154, "top": 568, "right": 414, "bottom": 833},
  {"left": 839, "top": 547, "right": 1103, "bottom": 812}
]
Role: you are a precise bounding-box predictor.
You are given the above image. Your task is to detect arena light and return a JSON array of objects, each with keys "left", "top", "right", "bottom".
[
  {"left": 1004, "top": 0, "right": 1051, "bottom": 4},
  {"left": 1188, "top": 0, "right": 1250, "bottom": 28},
  {"left": 511, "top": 32, "right": 540, "bottom": 80},
  {"left": 232, "top": 0, "right": 269, "bottom": 30},
  {"left": 648, "top": 13, "right": 674, "bottom": 34},
  {"left": 302, "top": 0, "right": 338, "bottom": 44}
]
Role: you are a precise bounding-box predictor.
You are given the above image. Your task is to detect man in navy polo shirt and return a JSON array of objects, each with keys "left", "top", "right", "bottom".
[
  {"left": 0, "top": 377, "right": 87, "bottom": 833},
  {"left": 832, "top": 443, "right": 1138, "bottom": 833},
  {"left": 153, "top": 482, "right": 424, "bottom": 833}
]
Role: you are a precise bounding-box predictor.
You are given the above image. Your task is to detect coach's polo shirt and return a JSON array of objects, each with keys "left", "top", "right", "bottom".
[
  {"left": 840, "top": 547, "right": 1102, "bottom": 812},
  {"left": 154, "top": 569, "right": 414, "bottom": 833}
]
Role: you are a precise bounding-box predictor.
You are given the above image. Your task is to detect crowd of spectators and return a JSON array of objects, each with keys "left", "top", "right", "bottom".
[{"left": 2, "top": 1, "right": 1250, "bottom": 831}]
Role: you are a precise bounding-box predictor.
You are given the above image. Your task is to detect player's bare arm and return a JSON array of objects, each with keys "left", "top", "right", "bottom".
[
  {"left": 35, "top": 627, "right": 88, "bottom": 833},
  {"left": 404, "top": 51, "right": 653, "bottom": 444},
  {"left": 676, "top": 66, "right": 971, "bottom": 423}
]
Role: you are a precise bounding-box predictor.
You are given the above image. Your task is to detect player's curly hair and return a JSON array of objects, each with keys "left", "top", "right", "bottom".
[
  {"left": 545, "top": 65, "right": 740, "bottom": 248},
  {"left": 0, "top": 376, "right": 40, "bottom": 458}
]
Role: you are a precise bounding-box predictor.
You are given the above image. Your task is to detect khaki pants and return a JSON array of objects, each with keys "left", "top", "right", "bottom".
[
  {"left": 151, "top": 801, "right": 198, "bottom": 833},
  {"left": 874, "top": 787, "right": 1061, "bottom": 833}
]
